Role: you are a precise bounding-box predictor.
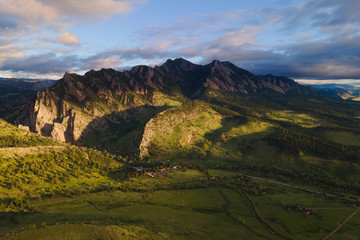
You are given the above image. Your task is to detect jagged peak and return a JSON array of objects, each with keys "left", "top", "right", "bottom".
[
  {"left": 206, "top": 59, "right": 254, "bottom": 78},
  {"left": 208, "top": 59, "right": 239, "bottom": 69},
  {"left": 164, "top": 57, "right": 190, "bottom": 64},
  {"left": 63, "top": 72, "right": 76, "bottom": 78},
  {"left": 61, "top": 72, "right": 82, "bottom": 83},
  {"left": 210, "top": 59, "right": 221, "bottom": 65},
  {"left": 161, "top": 58, "right": 200, "bottom": 71},
  {"left": 174, "top": 57, "right": 192, "bottom": 64},
  {"left": 83, "top": 68, "right": 118, "bottom": 80},
  {"left": 98, "top": 68, "right": 117, "bottom": 74},
  {"left": 131, "top": 65, "right": 152, "bottom": 71}
]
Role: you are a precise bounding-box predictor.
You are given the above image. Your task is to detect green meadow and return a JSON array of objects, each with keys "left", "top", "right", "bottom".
[{"left": 1, "top": 170, "right": 359, "bottom": 240}]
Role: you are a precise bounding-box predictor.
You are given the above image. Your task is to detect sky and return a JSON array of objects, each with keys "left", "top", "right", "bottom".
[{"left": 0, "top": 0, "right": 359, "bottom": 85}]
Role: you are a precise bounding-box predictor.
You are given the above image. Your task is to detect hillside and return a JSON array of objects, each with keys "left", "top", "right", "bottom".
[
  {"left": 0, "top": 119, "right": 125, "bottom": 213},
  {"left": 134, "top": 91, "right": 360, "bottom": 193},
  {"left": 311, "top": 83, "right": 360, "bottom": 101}
]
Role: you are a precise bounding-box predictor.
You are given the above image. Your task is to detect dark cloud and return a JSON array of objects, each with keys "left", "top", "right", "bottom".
[
  {"left": 0, "top": 53, "right": 79, "bottom": 74},
  {"left": 280, "top": 0, "right": 360, "bottom": 32}
]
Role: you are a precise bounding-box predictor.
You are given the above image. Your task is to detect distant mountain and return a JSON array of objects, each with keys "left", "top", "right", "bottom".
[
  {"left": 0, "top": 77, "right": 55, "bottom": 91},
  {"left": 0, "top": 78, "right": 56, "bottom": 121},
  {"left": 13, "top": 58, "right": 314, "bottom": 147},
  {"left": 310, "top": 83, "right": 360, "bottom": 101}
]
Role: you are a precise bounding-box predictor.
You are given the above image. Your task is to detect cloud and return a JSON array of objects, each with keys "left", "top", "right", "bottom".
[
  {"left": 0, "top": 0, "right": 146, "bottom": 77},
  {"left": 103, "top": 0, "right": 360, "bottom": 80},
  {"left": 0, "top": 41, "right": 23, "bottom": 66},
  {"left": 279, "top": 0, "right": 360, "bottom": 33},
  {"left": 0, "top": 0, "right": 57, "bottom": 24},
  {"left": 0, "top": 0, "right": 359, "bottom": 81},
  {"left": 0, "top": 0, "right": 138, "bottom": 25},
  {"left": 216, "top": 26, "right": 261, "bottom": 47},
  {"left": 57, "top": 32, "right": 80, "bottom": 46},
  {"left": 84, "top": 56, "right": 122, "bottom": 70},
  {"left": 39, "top": 0, "right": 134, "bottom": 19},
  {"left": 0, "top": 52, "right": 79, "bottom": 74}
]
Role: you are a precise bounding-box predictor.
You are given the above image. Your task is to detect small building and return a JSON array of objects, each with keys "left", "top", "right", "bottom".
[{"left": 134, "top": 167, "right": 144, "bottom": 172}]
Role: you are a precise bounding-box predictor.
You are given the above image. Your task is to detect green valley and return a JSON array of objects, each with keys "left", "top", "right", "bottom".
[{"left": 2, "top": 59, "right": 360, "bottom": 239}]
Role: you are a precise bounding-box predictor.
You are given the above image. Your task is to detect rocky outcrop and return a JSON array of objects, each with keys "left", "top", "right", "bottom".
[
  {"left": 29, "top": 89, "right": 90, "bottom": 142},
  {"left": 17, "top": 124, "right": 29, "bottom": 132},
  {"left": 139, "top": 118, "right": 156, "bottom": 158}
]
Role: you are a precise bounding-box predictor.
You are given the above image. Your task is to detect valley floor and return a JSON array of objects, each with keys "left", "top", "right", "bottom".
[{"left": 1, "top": 169, "right": 360, "bottom": 240}]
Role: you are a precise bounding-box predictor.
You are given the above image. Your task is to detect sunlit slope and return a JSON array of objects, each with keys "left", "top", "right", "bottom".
[
  {"left": 0, "top": 119, "right": 124, "bottom": 211},
  {"left": 138, "top": 100, "right": 275, "bottom": 160},
  {"left": 137, "top": 94, "right": 360, "bottom": 194}
]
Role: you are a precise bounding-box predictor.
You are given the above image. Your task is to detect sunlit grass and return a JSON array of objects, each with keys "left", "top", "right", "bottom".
[{"left": 266, "top": 110, "right": 322, "bottom": 128}]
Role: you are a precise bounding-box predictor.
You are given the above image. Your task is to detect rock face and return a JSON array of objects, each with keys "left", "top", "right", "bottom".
[
  {"left": 26, "top": 87, "right": 86, "bottom": 142},
  {"left": 17, "top": 58, "right": 315, "bottom": 144},
  {"left": 138, "top": 118, "right": 156, "bottom": 158},
  {"left": 17, "top": 124, "right": 29, "bottom": 132}
]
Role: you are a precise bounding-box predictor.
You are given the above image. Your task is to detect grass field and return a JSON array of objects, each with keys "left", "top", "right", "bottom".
[{"left": 1, "top": 169, "right": 359, "bottom": 240}]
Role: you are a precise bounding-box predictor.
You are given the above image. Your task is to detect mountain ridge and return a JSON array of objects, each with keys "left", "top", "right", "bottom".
[{"left": 13, "top": 58, "right": 315, "bottom": 148}]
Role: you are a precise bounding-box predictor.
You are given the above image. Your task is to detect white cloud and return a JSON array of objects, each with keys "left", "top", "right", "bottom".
[
  {"left": 0, "top": 0, "right": 57, "bottom": 23},
  {"left": 216, "top": 26, "right": 261, "bottom": 47},
  {"left": 84, "top": 56, "right": 122, "bottom": 70},
  {"left": 0, "top": 0, "right": 138, "bottom": 25},
  {"left": 39, "top": 0, "right": 133, "bottom": 19},
  {"left": 0, "top": 0, "right": 146, "bottom": 76},
  {"left": 57, "top": 32, "right": 80, "bottom": 46},
  {"left": 0, "top": 44, "right": 23, "bottom": 66}
]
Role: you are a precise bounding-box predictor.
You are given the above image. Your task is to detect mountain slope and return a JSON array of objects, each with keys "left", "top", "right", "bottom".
[
  {"left": 139, "top": 101, "right": 223, "bottom": 158},
  {"left": 311, "top": 83, "right": 360, "bottom": 101},
  {"left": 14, "top": 58, "right": 313, "bottom": 147},
  {"left": 0, "top": 79, "right": 55, "bottom": 122},
  {"left": 137, "top": 93, "right": 360, "bottom": 194},
  {"left": 0, "top": 118, "right": 124, "bottom": 212}
]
